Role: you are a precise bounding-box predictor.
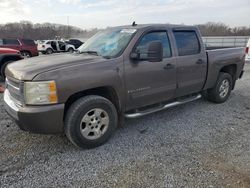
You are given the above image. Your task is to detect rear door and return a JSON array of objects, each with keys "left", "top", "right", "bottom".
[
  {"left": 172, "top": 30, "right": 207, "bottom": 97},
  {"left": 125, "top": 30, "right": 177, "bottom": 109},
  {"left": 58, "top": 41, "right": 66, "bottom": 51}
]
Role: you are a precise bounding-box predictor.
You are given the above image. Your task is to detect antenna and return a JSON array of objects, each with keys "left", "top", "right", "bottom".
[{"left": 132, "top": 21, "right": 137, "bottom": 26}]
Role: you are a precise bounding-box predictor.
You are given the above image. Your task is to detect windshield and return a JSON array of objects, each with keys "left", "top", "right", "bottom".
[{"left": 78, "top": 28, "right": 136, "bottom": 58}]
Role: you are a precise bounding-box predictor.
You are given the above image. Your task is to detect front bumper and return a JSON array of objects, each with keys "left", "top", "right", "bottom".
[{"left": 4, "top": 89, "right": 65, "bottom": 134}]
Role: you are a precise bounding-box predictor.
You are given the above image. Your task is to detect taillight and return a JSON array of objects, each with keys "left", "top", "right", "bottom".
[{"left": 246, "top": 47, "right": 249, "bottom": 54}]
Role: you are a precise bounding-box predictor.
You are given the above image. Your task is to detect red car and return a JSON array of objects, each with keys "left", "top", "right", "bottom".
[
  {"left": 0, "top": 38, "right": 39, "bottom": 57},
  {"left": 0, "top": 48, "right": 23, "bottom": 78}
]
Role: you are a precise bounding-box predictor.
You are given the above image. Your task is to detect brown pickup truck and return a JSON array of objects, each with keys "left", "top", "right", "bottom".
[{"left": 4, "top": 24, "right": 245, "bottom": 148}]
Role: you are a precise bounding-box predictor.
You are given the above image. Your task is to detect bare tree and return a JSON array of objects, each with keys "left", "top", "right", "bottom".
[
  {"left": 197, "top": 22, "right": 250, "bottom": 36},
  {"left": 0, "top": 21, "right": 249, "bottom": 39},
  {"left": 0, "top": 21, "right": 98, "bottom": 40}
]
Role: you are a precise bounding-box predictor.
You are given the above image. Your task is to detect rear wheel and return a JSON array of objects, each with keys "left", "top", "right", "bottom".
[
  {"left": 46, "top": 48, "right": 53, "bottom": 54},
  {"left": 65, "top": 95, "right": 118, "bottom": 149},
  {"left": 21, "top": 51, "right": 31, "bottom": 58},
  {"left": 207, "top": 72, "right": 233, "bottom": 103}
]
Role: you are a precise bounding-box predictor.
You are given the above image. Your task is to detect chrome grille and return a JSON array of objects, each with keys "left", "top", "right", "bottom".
[{"left": 6, "top": 77, "right": 24, "bottom": 106}]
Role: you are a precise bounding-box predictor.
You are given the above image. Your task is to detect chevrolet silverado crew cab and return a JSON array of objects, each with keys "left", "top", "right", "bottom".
[{"left": 4, "top": 24, "right": 245, "bottom": 149}]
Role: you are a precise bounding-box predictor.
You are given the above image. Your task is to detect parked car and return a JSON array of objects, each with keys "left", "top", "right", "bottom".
[
  {"left": 65, "top": 39, "right": 83, "bottom": 49},
  {"left": 4, "top": 24, "right": 245, "bottom": 149},
  {"left": 246, "top": 38, "right": 250, "bottom": 61},
  {"left": 0, "top": 38, "right": 39, "bottom": 57},
  {"left": 38, "top": 40, "right": 75, "bottom": 54},
  {"left": 0, "top": 48, "right": 23, "bottom": 79}
]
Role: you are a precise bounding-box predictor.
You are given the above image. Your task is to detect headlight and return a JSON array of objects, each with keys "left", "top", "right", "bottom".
[{"left": 24, "top": 81, "right": 58, "bottom": 105}]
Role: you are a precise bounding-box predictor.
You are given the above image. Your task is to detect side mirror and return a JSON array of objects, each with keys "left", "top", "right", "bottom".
[
  {"left": 130, "top": 52, "right": 140, "bottom": 60},
  {"left": 147, "top": 41, "right": 163, "bottom": 62}
]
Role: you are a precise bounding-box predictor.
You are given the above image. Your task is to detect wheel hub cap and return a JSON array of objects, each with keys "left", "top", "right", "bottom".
[
  {"left": 219, "top": 79, "right": 230, "bottom": 98},
  {"left": 80, "top": 108, "right": 109, "bottom": 140}
]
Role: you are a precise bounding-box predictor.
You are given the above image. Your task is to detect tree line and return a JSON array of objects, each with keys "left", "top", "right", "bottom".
[
  {"left": 0, "top": 21, "right": 98, "bottom": 40},
  {"left": 197, "top": 22, "right": 250, "bottom": 36},
  {"left": 0, "top": 21, "right": 249, "bottom": 40}
]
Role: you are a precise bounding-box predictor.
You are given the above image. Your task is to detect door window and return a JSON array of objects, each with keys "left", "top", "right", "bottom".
[
  {"left": 22, "top": 39, "right": 35, "bottom": 46},
  {"left": 173, "top": 30, "right": 200, "bottom": 56},
  {"left": 3, "top": 39, "right": 20, "bottom": 45},
  {"left": 135, "top": 31, "right": 172, "bottom": 59}
]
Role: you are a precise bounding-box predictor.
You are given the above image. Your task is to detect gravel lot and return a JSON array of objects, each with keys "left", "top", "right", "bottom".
[{"left": 0, "top": 64, "right": 250, "bottom": 188}]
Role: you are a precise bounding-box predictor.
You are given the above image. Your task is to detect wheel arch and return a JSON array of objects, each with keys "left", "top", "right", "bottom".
[
  {"left": 63, "top": 86, "right": 121, "bottom": 121},
  {"left": 219, "top": 64, "right": 237, "bottom": 89},
  {"left": 0, "top": 54, "right": 22, "bottom": 71}
]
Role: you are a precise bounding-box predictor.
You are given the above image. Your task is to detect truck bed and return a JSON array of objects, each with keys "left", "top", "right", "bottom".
[{"left": 204, "top": 47, "right": 245, "bottom": 90}]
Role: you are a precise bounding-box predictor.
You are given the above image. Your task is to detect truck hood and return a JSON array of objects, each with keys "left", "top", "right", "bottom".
[{"left": 6, "top": 53, "right": 103, "bottom": 80}]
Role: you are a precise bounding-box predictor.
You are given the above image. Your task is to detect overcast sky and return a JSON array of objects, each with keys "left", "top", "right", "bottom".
[{"left": 0, "top": 0, "right": 249, "bottom": 29}]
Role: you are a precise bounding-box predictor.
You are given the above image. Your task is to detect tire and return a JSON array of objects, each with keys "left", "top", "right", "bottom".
[
  {"left": 68, "top": 48, "right": 74, "bottom": 53},
  {"left": 0, "top": 61, "right": 13, "bottom": 79},
  {"left": 21, "top": 51, "right": 31, "bottom": 58},
  {"left": 65, "top": 95, "right": 118, "bottom": 149},
  {"left": 207, "top": 72, "right": 233, "bottom": 103},
  {"left": 46, "top": 48, "right": 53, "bottom": 55}
]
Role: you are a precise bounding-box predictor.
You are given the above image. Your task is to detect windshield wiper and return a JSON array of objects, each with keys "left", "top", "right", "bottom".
[
  {"left": 103, "top": 56, "right": 111, "bottom": 59},
  {"left": 80, "top": 50, "right": 99, "bottom": 56}
]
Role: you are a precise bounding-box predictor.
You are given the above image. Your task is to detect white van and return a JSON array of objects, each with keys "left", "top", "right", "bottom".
[{"left": 246, "top": 38, "right": 250, "bottom": 62}]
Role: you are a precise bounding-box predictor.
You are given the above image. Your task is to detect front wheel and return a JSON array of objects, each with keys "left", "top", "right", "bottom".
[
  {"left": 65, "top": 95, "right": 118, "bottom": 149},
  {"left": 207, "top": 72, "right": 233, "bottom": 103}
]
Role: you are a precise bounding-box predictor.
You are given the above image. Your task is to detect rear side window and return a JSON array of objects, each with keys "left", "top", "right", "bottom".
[
  {"left": 3, "top": 39, "right": 20, "bottom": 45},
  {"left": 173, "top": 31, "right": 200, "bottom": 56},
  {"left": 22, "top": 39, "right": 35, "bottom": 45},
  {"left": 0, "top": 39, "right": 3, "bottom": 45},
  {"left": 135, "top": 31, "right": 172, "bottom": 59}
]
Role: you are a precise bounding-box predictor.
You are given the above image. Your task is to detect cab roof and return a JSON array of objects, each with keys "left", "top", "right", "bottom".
[{"left": 111, "top": 23, "right": 198, "bottom": 31}]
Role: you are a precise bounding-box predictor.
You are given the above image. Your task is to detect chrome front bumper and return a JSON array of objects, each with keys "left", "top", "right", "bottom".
[{"left": 4, "top": 89, "right": 19, "bottom": 120}]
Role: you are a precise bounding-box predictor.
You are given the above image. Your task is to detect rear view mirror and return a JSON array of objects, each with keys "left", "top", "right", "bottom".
[{"left": 147, "top": 41, "right": 163, "bottom": 62}]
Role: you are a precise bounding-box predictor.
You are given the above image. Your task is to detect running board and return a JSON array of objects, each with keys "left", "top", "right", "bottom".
[{"left": 125, "top": 94, "right": 202, "bottom": 118}]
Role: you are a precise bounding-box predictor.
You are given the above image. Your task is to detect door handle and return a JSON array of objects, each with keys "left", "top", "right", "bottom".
[
  {"left": 196, "top": 59, "right": 204, "bottom": 64},
  {"left": 164, "top": 63, "right": 175, "bottom": 70}
]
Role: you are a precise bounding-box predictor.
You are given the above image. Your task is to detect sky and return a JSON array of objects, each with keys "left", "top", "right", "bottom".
[{"left": 0, "top": 0, "right": 249, "bottom": 29}]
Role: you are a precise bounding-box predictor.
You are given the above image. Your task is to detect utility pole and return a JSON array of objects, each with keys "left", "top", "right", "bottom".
[{"left": 67, "top": 16, "right": 70, "bottom": 39}]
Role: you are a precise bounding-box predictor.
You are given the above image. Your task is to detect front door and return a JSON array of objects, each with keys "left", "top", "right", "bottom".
[{"left": 125, "top": 30, "right": 177, "bottom": 110}]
